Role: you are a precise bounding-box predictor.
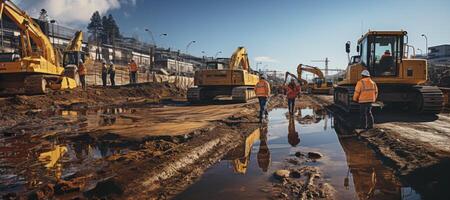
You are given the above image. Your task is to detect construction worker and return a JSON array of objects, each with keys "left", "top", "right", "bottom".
[
  {"left": 257, "top": 125, "right": 270, "bottom": 172},
  {"left": 77, "top": 59, "right": 86, "bottom": 90},
  {"left": 129, "top": 59, "right": 138, "bottom": 84},
  {"left": 353, "top": 70, "right": 378, "bottom": 130},
  {"left": 284, "top": 78, "right": 301, "bottom": 115},
  {"left": 109, "top": 61, "right": 116, "bottom": 86},
  {"left": 101, "top": 60, "right": 108, "bottom": 87},
  {"left": 382, "top": 50, "right": 391, "bottom": 58},
  {"left": 255, "top": 74, "right": 271, "bottom": 123}
]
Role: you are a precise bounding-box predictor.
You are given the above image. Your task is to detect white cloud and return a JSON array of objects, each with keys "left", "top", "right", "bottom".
[
  {"left": 254, "top": 56, "right": 278, "bottom": 63},
  {"left": 12, "top": 0, "right": 137, "bottom": 26}
]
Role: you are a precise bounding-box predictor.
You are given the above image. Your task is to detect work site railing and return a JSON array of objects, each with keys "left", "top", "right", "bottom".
[{"left": 84, "top": 64, "right": 194, "bottom": 90}]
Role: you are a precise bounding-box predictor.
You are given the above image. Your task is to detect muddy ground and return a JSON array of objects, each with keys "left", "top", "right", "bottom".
[
  {"left": 2, "top": 85, "right": 450, "bottom": 199},
  {"left": 0, "top": 82, "right": 288, "bottom": 199},
  {"left": 0, "top": 83, "right": 185, "bottom": 128},
  {"left": 312, "top": 95, "right": 450, "bottom": 199}
]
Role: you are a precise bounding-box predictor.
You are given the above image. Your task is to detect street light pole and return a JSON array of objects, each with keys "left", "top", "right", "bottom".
[
  {"left": 159, "top": 33, "right": 167, "bottom": 49},
  {"left": 185, "top": 40, "right": 196, "bottom": 54},
  {"left": 50, "top": 20, "right": 56, "bottom": 46},
  {"left": 145, "top": 28, "right": 158, "bottom": 72},
  {"left": 421, "top": 34, "right": 428, "bottom": 58},
  {"left": 214, "top": 51, "right": 222, "bottom": 58}
]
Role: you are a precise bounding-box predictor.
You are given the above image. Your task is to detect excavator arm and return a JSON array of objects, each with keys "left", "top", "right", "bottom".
[
  {"left": 229, "top": 46, "right": 250, "bottom": 71},
  {"left": 297, "top": 64, "right": 325, "bottom": 80},
  {"left": 65, "top": 31, "right": 83, "bottom": 52},
  {"left": 285, "top": 71, "right": 307, "bottom": 86},
  {"left": 0, "top": 0, "right": 57, "bottom": 65}
]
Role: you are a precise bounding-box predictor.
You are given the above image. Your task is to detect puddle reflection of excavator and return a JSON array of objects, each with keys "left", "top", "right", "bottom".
[
  {"left": 333, "top": 118, "right": 402, "bottom": 199},
  {"left": 224, "top": 125, "right": 271, "bottom": 174}
]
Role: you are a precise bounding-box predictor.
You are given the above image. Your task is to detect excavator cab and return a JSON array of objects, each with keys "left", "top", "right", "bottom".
[
  {"left": 357, "top": 32, "right": 404, "bottom": 77},
  {"left": 63, "top": 51, "right": 86, "bottom": 68},
  {"left": 205, "top": 61, "right": 226, "bottom": 70}
]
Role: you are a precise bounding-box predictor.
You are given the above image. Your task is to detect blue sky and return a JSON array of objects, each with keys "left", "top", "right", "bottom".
[{"left": 16, "top": 0, "right": 450, "bottom": 74}]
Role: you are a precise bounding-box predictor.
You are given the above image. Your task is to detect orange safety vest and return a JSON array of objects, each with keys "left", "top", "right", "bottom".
[
  {"left": 285, "top": 84, "right": 301, "bottom": 99},
  {"left": 77, "top": 63, "right": 86, "bottom": 75},
  {"left": 129, "top": 62, "right": 138, "bottom": 72},
  {"left": 353, "top": 77, "right": 378, "bottom": 103},
  {"left": 255, "top": 80, "right": 270, "bottom": 97}
]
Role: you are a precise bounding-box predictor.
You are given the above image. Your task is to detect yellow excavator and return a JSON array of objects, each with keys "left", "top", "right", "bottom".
[
  {"left": 335, "top": 30, "right": 443, "bottom": 113},
  {"left": 0, "top": 0, "right": 77, "bottom": 95},
  {"left": 63, "top": 30, "right": 87, "bottom": 68},
  {"left": 187, "top": 46, "right": 260, "bottom": 102},
  {"left": 296, "top": 64, "right": 333, "bottom": 94},
  {"left": 285, "top": 71, "right": 308, "bottom": 92}
]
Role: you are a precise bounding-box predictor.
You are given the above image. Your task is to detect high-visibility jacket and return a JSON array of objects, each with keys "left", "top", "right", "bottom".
[
  {"left": 129, "top": 62, "right": 138, "bottom": 72},
  {"left": 285, "top": 84, "right": 301, "bottom": 99},
  {"left": 255, "top": 80, "right": 271, "bottom": 97},
  {"left": 353, "top": 77, "right": 378, "bottom": 103},
  {"left": 77, "top": 63, "right": 86, "bottom": 76}
]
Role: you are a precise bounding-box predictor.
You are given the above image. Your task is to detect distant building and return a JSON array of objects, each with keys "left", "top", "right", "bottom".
[
  {"left": 0, "top": 16, "right": 204, "bottom": 73},
  {"left": 427, "top": 45, "right": 450, "bottom": 85},
  {"left": 428, "top": 44, "right": 450, "bottom": 64},
  {"left": 154, "top": 59, "right": 194, "bottom": 76}
]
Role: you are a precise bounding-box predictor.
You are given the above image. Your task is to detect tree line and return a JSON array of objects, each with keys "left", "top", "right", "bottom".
[{"left": 87, "top": 11, "right": 122, "bottom": 45}]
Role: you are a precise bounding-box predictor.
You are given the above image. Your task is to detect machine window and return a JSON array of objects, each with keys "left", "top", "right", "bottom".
[
  {"left": 371, "top": 36, "right": 398, "bottom": 76},
  {"left": 360, "top": 39, "right": 368, "bottom": 66}
]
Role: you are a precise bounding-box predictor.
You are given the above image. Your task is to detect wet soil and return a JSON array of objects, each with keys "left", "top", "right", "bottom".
[
  {"left": 0, "top": 90, "right": 285, "bottom": 199},
  {"left": 176, "top": 100, "right": 422, "bottom": 200},
  {"left": 312, "top": 95, "right": 450, "bottom": 199},
  {"left": 0, "top": 83, "right": 185, "bottom": 128},
  {"left": 2, "top": 91, "right": 450, "bottom": 199}
]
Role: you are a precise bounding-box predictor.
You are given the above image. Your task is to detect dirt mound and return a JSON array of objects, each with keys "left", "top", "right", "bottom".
[{"left": 0, "top": 83, "right": 185, "bottom": 127}]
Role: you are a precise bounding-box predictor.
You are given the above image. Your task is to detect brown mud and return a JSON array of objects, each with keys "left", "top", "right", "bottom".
[
  {"left": 312, "top": 94, "right": 450, "bottom": 199},
  {"left": 0, "top": 83, "right": 185, "bottom": 128}
]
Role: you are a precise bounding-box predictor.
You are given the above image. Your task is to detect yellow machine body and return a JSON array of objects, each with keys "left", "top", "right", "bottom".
[{"left": 334, "top": 30, "right": 443, "bottom": 113}]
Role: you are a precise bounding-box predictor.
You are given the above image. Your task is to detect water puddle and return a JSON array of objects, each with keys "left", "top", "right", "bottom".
[
  {"left": 176, "top": 107, "right": 422, "bottom": 199},
  {"left": 0, "top": 108, "right": 137, "bottom": 195}
]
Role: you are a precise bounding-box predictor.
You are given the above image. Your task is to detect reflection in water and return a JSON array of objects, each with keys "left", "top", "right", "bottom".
[
  {"left": 287, "top": 116, "right": 300, "bottom": 147},
  {"left": 223, "top": 125, "right": 272, "bottom": 174},
  {"left": 0, "top": 134, "right": 129, "bottom": 195},
  {"left": 61, "top": 107, "right": 131, "bottom": 124},
  {"left": 178, "top": 106, "right": 422, "bottom": 200},
  {"left": 334, "top": 118, "right": 403, "bottom": 199},
  {"left": 257, "top": 125, "right": 270, "bottom": 172},
  {"left": 295, "top": 107, "right": 329, "bottom": 131}
]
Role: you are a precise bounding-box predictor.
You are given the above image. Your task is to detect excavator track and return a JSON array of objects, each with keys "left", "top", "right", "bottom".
[
  {"left": 232, "top": 86, "right": 255, "bottom": 103},
  {"left": 24, "top": 75, "right": 48, "bottom": 95},
  {"left": 412, "top": 86, "right": 444, "bottom": 114},
  {"left": 334, "top": 85, "right": 444, "bottom": 114},
  {"left": 187, "top": 87, "right": 203, "bottom": 102},
  {"left": 333, "top": 86, "right": 360, "bottom": 113}
]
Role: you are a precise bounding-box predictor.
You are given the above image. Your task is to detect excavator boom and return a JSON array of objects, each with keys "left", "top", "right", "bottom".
[
  {"left": 229, "top": 47, "right": 250, "bottom": 71},
  {"left": 295, "top": 64, "right": 332, "bottom": 94},
  {"left": 0, "top": 0, "right": 77, "bottom": 95},
  {"left": 65, "top": 31, "right": 83, "bottom": 52},
  {"left": 0, "top": 0, "right": 56, "bottom": 65},
  {"left": 297, "top": 64, "right": 325, "bottom": 80}
]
